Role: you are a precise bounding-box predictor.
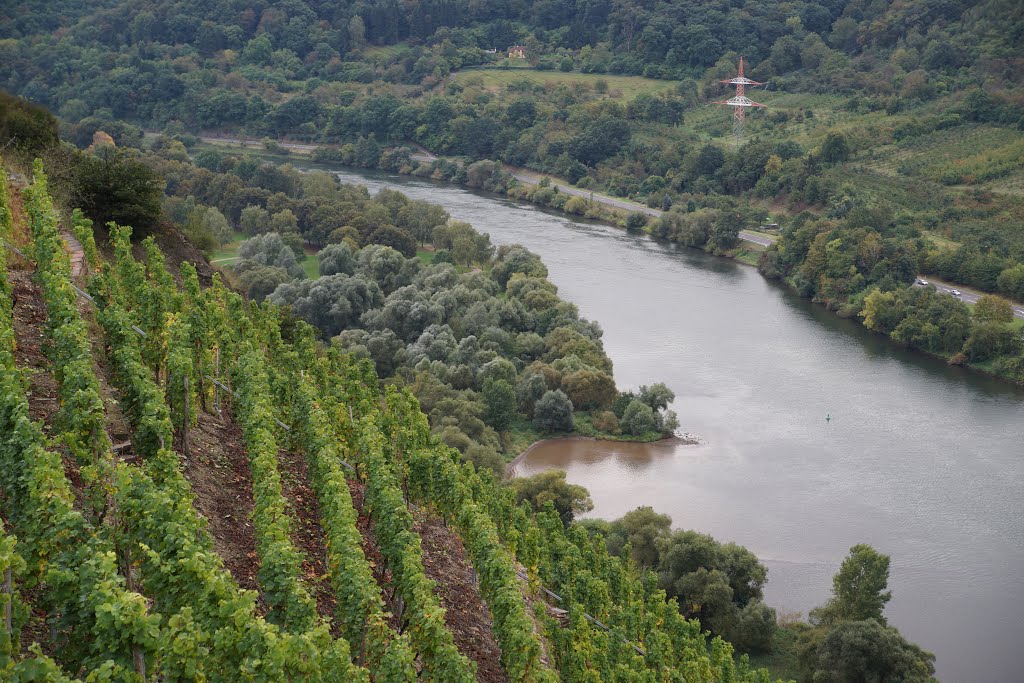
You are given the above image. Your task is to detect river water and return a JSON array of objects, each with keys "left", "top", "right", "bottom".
[{"left": 325, "top": 165, "right": 1024, "bottom": 681}]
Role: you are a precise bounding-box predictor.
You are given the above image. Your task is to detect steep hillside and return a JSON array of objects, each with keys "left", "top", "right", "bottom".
[{"left": 0, "top": 159, "right": 777, "bottom": 680}]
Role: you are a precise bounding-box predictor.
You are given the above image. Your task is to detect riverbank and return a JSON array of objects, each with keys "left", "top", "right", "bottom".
[
  {"left": 194, "top": 134, "right": 771, "bottom": 265},
  {"left": 193, "top": 134, "right": 1024, "bottom": 387}
]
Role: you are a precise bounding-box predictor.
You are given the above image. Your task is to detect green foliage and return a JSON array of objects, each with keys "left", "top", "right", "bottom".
[
  {"left": 317, "top": 242, "right": 357, "bottom": 277},
  {"left": 95, "top": 227, "right": 366, "bottom": 680},
  {"left": 229, "top": 345, "right": 318, "bottom": 632},
  {"left": 70, "top": 209, "right": 99, "bottom": 273},
  {"left": 812, "top": 544, "right": 891, "bottom": 626},
  {"left": 729, "top": 601, "right": 777, "bottom": 654},
  {"left": 482, "top": 378, "right": 517, "bottom": 431},
  {"left": 73, "top": 147, "right": 164, "bottom": 235},
  {"left": 508, "top": 470, "right": 593, "bottom": 526},
  {"left": 290, "top": 375, "right": 416, "bottom": 679},
  {"left": 620, "top": 399, "right": 657, "bottom": 436},
  {"left": 820, "top": 132, "right": 850, "bottom": 164},
  {"left": 584, "top": 506, "right": 768, "bottom": 647},
  {"left": 798, "top": 619, "right": 936, "bottom": 683},
  {"left": 383, "top": 390, "right": 556, "bottom": 682},
  {"left": 0, "top": 91, "right": 59, "bottom": 159},
  {"left": 13, "top": 206, "right": 782, "bottom": 681},
  {"left": 352, "top": 415, "right": 477, "bottom": 681},
  {"left": 24, "top": 163, "right": 113, "bottom": 511},
  {"left": 973, "top": 294, "right": 1014, "bottom": 324},
  {"left": 532, "top": 389, "right": 574, "bottom": 432}
]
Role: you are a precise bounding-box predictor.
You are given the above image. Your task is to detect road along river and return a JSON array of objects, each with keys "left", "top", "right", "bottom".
[{"left": 321, "top": 164, "right": 1024, "bottom": 682}]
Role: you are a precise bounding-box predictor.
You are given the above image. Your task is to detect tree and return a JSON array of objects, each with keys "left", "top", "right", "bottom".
[
  {"left": 236, "top": 232, "right": 304, "bottom": 279},
  {"left": 962, "top": 322, "right": 1022, "bottom": 362},
  {"left": 508, "top": 470, "right": 593, "bottom": 525},
  {"left": 269, "top": 273, "right": 384, "bottom": 337},
  {"left": 812, "top": 544, "right": 892, "bottom": 626},
  {"left": 821, "top": 132, "right": 850, "bottom": 164},
  {"left": 533, "top": 389, "right": 574, "bottom": 432},
  {"left": 625, "top": 212, "right": 647, "bottom": 231},
  {"left": 433, "top": 221, "right": 494, "bottom": 266},
  {"left": 801, "top": 619, "right": 936, "bottom": 683},
  {"left": 516, "top": 373, "right": 548, "bottom": 418},
  {"left": 368, "top": 225, "right": 417, "bottom": 258},
  {"left": 271, "top": 208, "right": 299, "bottom": 233},
  {"left": 0, "top": 90, "right": 59, "bottom": 158},
  {"left": 238, "top": 265, "right": 290, "bottom": 302},
  {"left": 204, "top": 207, "right": 234, "bottom": 245},
  {"left": 348, "top": 16, "right": 367, "bottom": 51},
  {"left": 492, "top": 245, "right": 548, "bottom": 287},
  {"left": 973, "top": 294, "right": 1014, "bottom": 324},
  {"left": 673, "top": 568, "right": 737, "bottom": 634},
  {"left": 861, "top": 289, "right": 905, "bottom": 334},
  {"left": 620, "top": 398, "right": 656, "bottom": 435},
  {"left": 74, "top": 147, "right": 163, "bottom": 233},
  {"left": 561, "top": 369, "right": 616, "bottom": 410},
  {"left": 639, "top": 383, "right": 674, "bottom": 411},
  {"left": 609, "top": 506, "right": 671, "bottom": 568},
  {"left": 318, "top": 242, "right": 356, "bottom": 277},
  {"left": 728, "top": 602, "right": 776, "bottom": 654},
  {"left": 693, "top": 144, "right": 725, "bottom": 177},
  {"left": 482, "top": 379, "right": 516, "bottom": 432},
  {"left": 240, "top": 205, "right": 271, "bottom": 235}
]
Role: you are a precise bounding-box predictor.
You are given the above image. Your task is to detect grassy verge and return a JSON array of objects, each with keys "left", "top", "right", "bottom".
[
  {"left": 301, "top": 255, "right": 319, "bottom": 279},
  {"left": 744, "top": 625, "right": 802, "bottom": 683},
  {"left": 415, "top": 247, "right": 435, "bottom": 266},
  {"left": 733, "top": 246, "right": 764, "bottom": 267},
  {"left": 210, "top": 232, "right": 247, "bottom": 262}
]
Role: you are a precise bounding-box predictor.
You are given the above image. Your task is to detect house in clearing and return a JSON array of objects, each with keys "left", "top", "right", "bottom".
[{"left": 507, "top": 45, "right": 526, "bottom": 59}]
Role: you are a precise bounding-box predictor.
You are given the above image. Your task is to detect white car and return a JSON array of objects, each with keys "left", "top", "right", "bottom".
[
  {"left": 951, "top": 289, "right": 961, "bottom": 296},
  {"left": 917, "top": 278, "right": 929, "bottom": 285}
]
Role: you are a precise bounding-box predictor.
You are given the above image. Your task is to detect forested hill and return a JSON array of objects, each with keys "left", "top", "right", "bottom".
[{"left": 1, "top": 0, "right": 1021, "bottom": 118}]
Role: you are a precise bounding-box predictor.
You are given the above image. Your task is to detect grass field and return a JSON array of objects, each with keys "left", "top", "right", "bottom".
[
  {"left": 454, "top": 67, "right": 678, "bottom": 100},
  {"left": 415, "top": 248, "right": 435, "bottom": 266},
  {"left": 210, "top": 233, "right": 247, "bottom": 263},
  {"left": 360, "top": 43, "right": 408, "bottom": 59}
]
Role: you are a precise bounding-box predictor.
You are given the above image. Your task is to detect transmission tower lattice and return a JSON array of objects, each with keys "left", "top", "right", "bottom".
[{"left": 713, "top": 57, "right": 765, "bottom": 146}]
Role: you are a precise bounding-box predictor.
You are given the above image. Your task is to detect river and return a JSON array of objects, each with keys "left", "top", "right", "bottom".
[{"left": 323, "top": 164, "right": 1024, "bottom": 681}]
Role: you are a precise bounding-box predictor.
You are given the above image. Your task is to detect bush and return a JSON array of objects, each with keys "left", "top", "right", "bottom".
[
  {"left": 564, "top": 196, "right": 588, "bottom": 215},
  {"left": 620, "top": 398, "right": 656, "bottom": 435},
  {"left": 626, "top": 212, "right": 648, "bottom": 231},
  {"left": 592, "top": 410, "right": 620, "bottom": 434},
  {"left": 533, "top": 389, "right": 574, "bottom": 432},
  {"left": 728, "top": 602, "right": 777, "bottom": 653},
  {"left": 318, "top": 242, "right": 356, "bottom": 277},
  {"left": 73, "top": 147, "right": 163, "bottom": 234}
]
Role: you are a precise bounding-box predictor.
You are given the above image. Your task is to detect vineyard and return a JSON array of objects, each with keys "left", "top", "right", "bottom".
[{"left": 0, "top": 160, "right": 776, "bottom": 681}]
